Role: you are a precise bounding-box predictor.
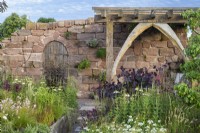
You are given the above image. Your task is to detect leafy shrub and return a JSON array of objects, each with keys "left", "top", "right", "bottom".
[
  {"left": 175, "top": 83, "right": 200, "bottom": 106},
  {"left": 37, "top": 17, "right": 56, "bottom": 23},
  {"left": 78, "top": 59, "right": 91, "bottom": 70},
  {"left": 96, "top": 48, "right": 106, "bottom": 59},
  {"left": 87, "top": 39, "right": 99, "bottom": 48},
  {"left": 64, "top": 31, "right": 72, "bottom": 39},
  {"left": 97, "top": 66, "right": 159, "bottom": 99}
]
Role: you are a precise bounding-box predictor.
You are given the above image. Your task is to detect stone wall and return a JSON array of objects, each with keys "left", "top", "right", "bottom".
[{"left": 0, "top": 18, "right": 187, "bottom": 98}]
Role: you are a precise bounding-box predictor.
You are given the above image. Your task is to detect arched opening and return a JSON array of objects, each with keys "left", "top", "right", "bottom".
[
  {"left": 112, "top": 23, "right": 186, "bottom": 79},
  {"left": 43, "top": 41, "right": 69, "bottom": 87}
]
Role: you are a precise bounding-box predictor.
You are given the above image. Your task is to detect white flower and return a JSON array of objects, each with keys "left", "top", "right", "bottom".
[
  {"left": 150, "top": 127, "right": 157, "bottom": 133},
  {"left": 128, "top": 118, "right": 133, "bottom": 123},
  {"left": 126, "top": 124, "right": 131, "bottom": 129},
  {"left": 135, "top": 88, "right": 139, "bottom": 91},
  {"left": 2, "top": 116, "right": 7, "bottom": 120},
  {"left": 125, "top": 94, "right": 130, "bottom": 97},
  {"left": 83, "top": 126, "right": 89, "bottom": 131},
  {"left": 153, "top": 123, "right": 157, "bottom": 127},
  {"left": 138, "top": 122, "right": 144, "bottom": 126},
  {"left": 113, "top": 90, "right": 120, "bottom": 94},
  {"left": 158, "top": 120, "right": 161, "bottom": 123},
  {"left": 159, "top": 127, "right": 167, "bottom": 133},
  {"left": 147, "top": 120, "right": 154, "bottom": 124}
]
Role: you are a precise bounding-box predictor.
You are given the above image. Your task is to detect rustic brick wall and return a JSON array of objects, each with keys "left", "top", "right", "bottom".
[{"left": 0, "top": 18, "right": 187, "bottom": 98}]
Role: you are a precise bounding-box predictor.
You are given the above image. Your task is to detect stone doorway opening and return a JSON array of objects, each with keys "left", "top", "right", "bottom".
[{"left": 43, "top": 41, "right": 69, "bottom": 87}]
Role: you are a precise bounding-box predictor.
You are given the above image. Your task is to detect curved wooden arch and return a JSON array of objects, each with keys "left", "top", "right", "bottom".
[{"left": 111, "top": 23, "right": 186, "bottom": 79}]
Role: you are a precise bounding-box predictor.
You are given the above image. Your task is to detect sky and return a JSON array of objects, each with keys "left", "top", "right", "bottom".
[{"left": 0, "top": 0, "right": 200, "bottom": 23}]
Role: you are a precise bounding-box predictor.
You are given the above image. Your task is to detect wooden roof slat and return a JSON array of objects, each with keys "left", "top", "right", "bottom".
[{"left": 93, "top": 7, "right": 199, "bottom": 23}]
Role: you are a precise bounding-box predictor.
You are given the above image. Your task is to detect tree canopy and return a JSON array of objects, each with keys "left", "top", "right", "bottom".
[
  {"left": 37, "top": 17, "right": 56, "bottom": 23},
  {"left": 0, "top": 0, "right": 7, "bottom": 13},
  {"left": 0, "top": 13, "right": 29, "bottom": 41}
]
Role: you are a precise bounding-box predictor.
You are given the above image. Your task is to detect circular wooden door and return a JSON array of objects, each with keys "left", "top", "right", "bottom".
[{"left": 43, "top": 41, "right": 68, "bottom": 86}]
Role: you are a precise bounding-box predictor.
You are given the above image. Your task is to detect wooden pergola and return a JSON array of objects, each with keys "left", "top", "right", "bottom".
[{"left": 92, "top": 7, "right": 198, "bottom": 81}]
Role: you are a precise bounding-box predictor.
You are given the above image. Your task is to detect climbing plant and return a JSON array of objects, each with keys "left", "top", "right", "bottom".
[{"left": 180, "top": 8, "right": 200, "bottom": 82}]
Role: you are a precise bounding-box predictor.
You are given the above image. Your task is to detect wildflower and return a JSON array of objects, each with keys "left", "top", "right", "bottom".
[
  {"left": 138, "top": 122, "right": 144, "bottom": 126},
  {"left": 153, "top": 123, "right": 157, "bottom": 127},
  {"left": 83, "top": 126, "right": 89, "bottom": 131},
  {"left": 159, "top": 127, "right": 167, "bottom": 133},
  {"left": 147, "top": 120, "right": 154, "bottom": 124},
  {"left": 113, "top": 90, "right": 120, "bottom": 94},
  {"left": 2, "top": 116, "right": 7, "bottom": 120},
  {"left": 125, "top": 94, "right": 130, "bottom": 97},
  {"left": 150, "top": 127, "right": 157, "bottom": 133},
  {"left": 158, "top": 120, "right": 161, "bottom": 123}
]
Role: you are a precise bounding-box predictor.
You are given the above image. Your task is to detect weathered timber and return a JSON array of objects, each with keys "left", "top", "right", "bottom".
[
  {"left": 106, "top": 17, "right": 114, "bottom": 82},
  {"left": 93, "top": 7, "right": 198, "bottom": 23}
]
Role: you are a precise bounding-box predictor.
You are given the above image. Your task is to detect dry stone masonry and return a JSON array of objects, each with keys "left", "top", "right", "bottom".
[{"left": 0, "top": 18, "right": 188, "bottom": 98}]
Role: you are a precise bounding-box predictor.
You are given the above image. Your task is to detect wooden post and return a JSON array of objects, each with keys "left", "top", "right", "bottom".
[{"left": 106, "top": 17, "right": 113, "bottom": 82}]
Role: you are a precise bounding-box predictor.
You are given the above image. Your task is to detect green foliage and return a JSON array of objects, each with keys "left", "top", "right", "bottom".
[
  {"left": 87, "top": 38, "right": 99, "bottom": 48},
  {"left": 37, "top": 17, "right": 56, "bottom": 23},
  {"left": 98, "top": 70, "right": 106, "bottom": 83},
  {"left": 64, "top": 31, "right": 72, "bottom": 39},
  {"left": 0, "top": 13, "right": 28, "bottom": 41},
  {"left": 0, "top": 77, "right": 77, "bottom": 132},
  {"left": 96, "top": 48, "right": 106, "bottom": 59},
  {"left": 175, "top": 83, "right": 200, "bottom": 106},
  {"left": 78, "top": 59, "right": 91, "bottom": 70},
  {"left": 181, "top": 9, "right": 200, "bottom": 82},
  {"left": 0, "top": 0, "right": 8, "bottom": 13},
  {"left": 182, "top": 8, "right": 200, "bottom": 32},
  {"left": 84, "top": 89, "right": 200, "bottom": 133}
]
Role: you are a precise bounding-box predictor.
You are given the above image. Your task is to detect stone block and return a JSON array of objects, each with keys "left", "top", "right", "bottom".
[
  {"left": 145, "top": 56, "right": 158, "bottom": 62},
  {"left": 78, "top": 47, "right": 97, "bottom": 55},
  {"left": 77, "top": 41, "right": 87, "bottom": 47},
  {"left": 87, "top": 55, "right": 99, "bottom": 61},
  {"left": 64, "top": 20, "right": 75, "bottom": 27},
  {"left": 166, "top": 57, "right": 172, "bottom": 63},
  {"left": 133, "top": 42, "right": 142, "bottom": 56},
  {"left": 79, "top": 84, "right": 90, "bottom": 91},
  {"left": 68, "top": 26, "right": 84, "bottom": 33},
  {"left": 169, "top": 62, "right": 180, "bottom": 70},
  {"left": 167, "top": 41, "right": 174, "bottom": 48},
  {"left": 89, "top": 84, "right": 99, "bottom": 90},
  {"left": 79, "top": 69, "right": 92, "bottom": 76},
  {"left": 75, "top": 19, "right": 86, "bottom": 25},
  {"left": 123, "top": 61, "right": 136, "bottom": 69},
  {"left": 11, "top": 32, "right": 18, "bottom": 36},
  {"left": 142, "top": 41, "right": 151, "bottom": 48},
  {"left": 24, "top": 53, "right": 42, "bottom": 62},
  {"left": 33, "top": 44, "right": 44, "bottom": 52},
  {"left": 33, "top": 61, "right": 43, "bottom": 68},
  {"left": 5, "top": 42, "right": 22, "bottom": 48},
  {"left": 172, "top": 55, "right": 179, "bottom": 62},
  {"left": 158, "top": 56, "right": 165, "bottom": 62},
  {"left": 11, "top": 36, "right": 25, "bottom": 42},
  {"left": 31, "top": 30, "right": 44, "bottom": 36},
  {"left": 18, "top": 30, "right": 31, "bottom": 36},
  {"left": 77, "top": 33, "right": 95, "bottom": 41},
  {"left": 114, "top": 33, "right": 129, "bottom": 40},
  {"left": 95, "top": 33, "right": 106, "bottom": 40},
  {"left": 136, "top": 61, "right": 150, "bottom": 69},
  {"left": 92, "top": 68, "right": 101, "bottom": 76},
  {"left": 143, "top": 48, "right": 159, "bottom": 56},
  {"left": 9, "top": 61, "right": 23, "bottom": 68},
  {"left": 82, "top": 76, "right": 98, "bottom": 84},
  {"left": 41, "top": 36, "right": 54, "bottom": 45},
  {"left": 26, "top": 68, "right": 42, "bottom": 76},
  {"left": 68, "top": 55, "right": 86, "bottom": 67},
  {"left": 2, "top": 38, "right": 11, "bottom": 43},
  {"left": 3, "top": 55, "right": 24, "bottom": 61},
  {"left": 44, "top": 30, "right": 55, "bottom": 36},
  {"left": 159, "top": 48, "right": 175, "bottom": 56},
  {"left": 22, "top": 42, "right": 34, "bottom": 48},
  {"left": 37, "top": 23, "right": 48, "bottom": 30},
  {"left": 53, "top": 31, "right": 60, "bottom": 39},
  {"left": 22, "top": 48, "right": 32, "bottom": 53},
  {"left": 161, "top": 34, "right": 169, "bottom": 41},
  {"left": 26, "top": 22, "right": 36, "bottom": 30},
  {"left": 84, "top": 24, "right": 104, "bottom": 33},
  {"left": 55, "top": 27, "right": 68, "bottom": 33},
  {"left": 69, "top": 68, "right": 78, "bottom": 77},
  {"left": 28, "top": 35, "right": 40, "bottom": 43},
  {"left": 3, "top": 48, "right": 22, "bottom": 55},
  {"left": 151, "top": 41, "right": 168, "bottom": 48},
  {"left": 58, "top": 21, "right": 65, "bottom": 27}
]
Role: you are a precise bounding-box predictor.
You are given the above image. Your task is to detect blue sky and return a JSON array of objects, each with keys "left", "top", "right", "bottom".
[{"left": 0, "top": 0, "right": 200, "bottom": 23}]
